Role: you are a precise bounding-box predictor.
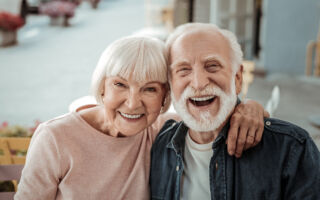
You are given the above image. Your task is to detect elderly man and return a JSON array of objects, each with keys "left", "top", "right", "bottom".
[{"left": 150, "top": 23, "right": 320, "bottom": 200}]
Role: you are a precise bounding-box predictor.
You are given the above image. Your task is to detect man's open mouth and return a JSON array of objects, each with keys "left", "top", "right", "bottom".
[{"left": 189, "top": 96, "right": 216, "bottom": 106}]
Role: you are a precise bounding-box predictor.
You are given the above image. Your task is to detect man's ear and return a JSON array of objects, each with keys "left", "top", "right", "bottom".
[{"left": 235, "top": 65, "right": 243, "bottom": 95}]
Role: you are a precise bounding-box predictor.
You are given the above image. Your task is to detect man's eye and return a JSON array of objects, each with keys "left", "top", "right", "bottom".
[
  {"left": 145, "top": 87, "right": 156, "bottom": 92},
  {"left": 178, "top": 68, "right": 190, "bottom": 72},
  {"left": 176, "top": 68, "right": 191, "bottom": 76},
  {"left": 206, "top": 64, "right": 220, "bottom": 72}
]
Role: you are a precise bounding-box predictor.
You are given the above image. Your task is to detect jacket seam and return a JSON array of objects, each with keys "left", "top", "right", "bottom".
[
  {"left": 264, "top": 125, "right": 305, "bottom": 144},
  {"left": 158, "top": 120, "right": 177, "bottom": 138}
]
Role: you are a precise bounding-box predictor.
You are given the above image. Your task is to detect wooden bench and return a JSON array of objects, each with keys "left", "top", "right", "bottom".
[
  {"left": 0, "top": 137, "right": 31, "bottom": 165},
  {"left": 306, "top": 27, "right": 320, "bottom": 76},
  {"left": 242, "top": 60, "right": 255, "bottom": 99}
]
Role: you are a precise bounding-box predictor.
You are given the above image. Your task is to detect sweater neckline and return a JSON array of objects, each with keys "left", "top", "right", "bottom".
[{"left": 71, "top": 112, "right": 146, "bottom": 141}]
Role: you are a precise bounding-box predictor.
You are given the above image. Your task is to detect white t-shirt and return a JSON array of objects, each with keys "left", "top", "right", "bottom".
[{"left": 181, "top": 132, "right": 214, "bottom": 200}]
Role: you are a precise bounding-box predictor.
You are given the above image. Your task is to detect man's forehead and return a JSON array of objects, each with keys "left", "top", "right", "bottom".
[
  {"left": 170, "top": 54, "right": 226, "bottom": 69},
  {"left": 169, "top": 32, "right": 231, "bottom": 68}
]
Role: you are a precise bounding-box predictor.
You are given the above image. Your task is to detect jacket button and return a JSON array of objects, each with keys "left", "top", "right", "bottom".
[
  {"left": 266, "top": 121, "right": 271, "bottom": 126},
  {"left": 176, "top": 166, "right": 179, "bottom": 171}
]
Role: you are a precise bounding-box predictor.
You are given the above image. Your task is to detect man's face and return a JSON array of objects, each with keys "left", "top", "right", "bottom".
[{"left": 169, "top": 30, "right": 242, "bottom": 132}]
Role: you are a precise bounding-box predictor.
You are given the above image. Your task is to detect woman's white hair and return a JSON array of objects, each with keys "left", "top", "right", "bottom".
[
  {"left": 166, "top": 23, "right": 243, "bottom": 73},
  {"left": 91, "top": 36, "right": 171, "bottom": 113}
]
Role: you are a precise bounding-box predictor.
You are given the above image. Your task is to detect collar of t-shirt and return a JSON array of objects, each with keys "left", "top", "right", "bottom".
[{"left": 181, "top": 131, "right": 214, "bottom": 200}]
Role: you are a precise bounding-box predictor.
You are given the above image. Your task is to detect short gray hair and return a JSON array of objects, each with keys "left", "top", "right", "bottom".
[
  {"left": 91, "top": 36, "right": 170, "bottom": 112},
  {"left": 166, "top": 23, "right": 243, "bottom": 73}
]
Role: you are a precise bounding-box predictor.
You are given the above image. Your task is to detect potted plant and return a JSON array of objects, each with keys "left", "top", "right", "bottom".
[
  {"left": 0, "top": 121, "right": 40, "bottom": 138},
  {"left": 39, "top": 0, "right": 77, "bottom": 27},
  {"left": 89, "top": 0, "right": 100, "bottom": 9},
  {"left": 0, "top": 12, "right": 25, "bottom": 47}
]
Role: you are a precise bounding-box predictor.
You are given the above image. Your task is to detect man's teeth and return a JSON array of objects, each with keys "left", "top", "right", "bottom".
[
  {"left": 190, "top": 96, "right": 215, "bottom": 102},
  {"left": 120, "top": 112, "right": 143, "bottom": 119}
]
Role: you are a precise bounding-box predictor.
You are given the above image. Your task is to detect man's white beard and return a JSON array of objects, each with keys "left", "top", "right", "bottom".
[{"left": 171, "top": 78, "right": 237, "bottom": 132}]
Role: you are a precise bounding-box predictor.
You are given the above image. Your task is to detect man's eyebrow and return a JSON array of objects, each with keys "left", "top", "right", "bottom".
[
  {"left": 202, "top": 55, "right": 226, "bottom": 66},
  {"left": 170, "top": 59, "right": 190, "bottom": 69}
]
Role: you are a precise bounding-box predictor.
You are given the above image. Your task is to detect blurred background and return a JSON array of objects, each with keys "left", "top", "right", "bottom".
[{"left": 0, "top": 0, "right": 319, "bottom": 148}]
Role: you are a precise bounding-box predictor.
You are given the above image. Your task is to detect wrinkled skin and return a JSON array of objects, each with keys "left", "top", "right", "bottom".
[{"left": 227, "top": 99, "right": 270, "bottom": 157}]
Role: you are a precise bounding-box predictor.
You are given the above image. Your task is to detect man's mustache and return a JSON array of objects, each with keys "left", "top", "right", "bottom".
[{"left": 178, "top": 86, "right": 224, "bottom": 102}]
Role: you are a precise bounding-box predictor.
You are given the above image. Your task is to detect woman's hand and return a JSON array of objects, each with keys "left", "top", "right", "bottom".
[{"left": 226, "top": 99, "right": 270, "bottom": 158}]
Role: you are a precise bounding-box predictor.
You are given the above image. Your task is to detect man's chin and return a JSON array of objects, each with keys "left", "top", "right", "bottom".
[
  {"left": 184, "top": 115, "right": 220, "bottom": 132},
  {"left": 173, "top": 102, "right": 219, "bottom": 132},
  {"left": 173, "top": 98, "right": 237, "bottom": 133}
]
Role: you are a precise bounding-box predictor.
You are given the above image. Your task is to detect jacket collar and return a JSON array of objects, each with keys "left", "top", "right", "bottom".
[
  {"left": 166, "top": 121, "right": 188, "bottom": 155},
  {"left": 166, "top": 120, "right": 231, "bottom": 155}
]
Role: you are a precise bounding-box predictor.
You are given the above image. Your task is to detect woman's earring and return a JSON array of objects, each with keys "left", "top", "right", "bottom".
[
  {"left": 160, "top": 97, "right": 167, "bottom": 113},
  {"left": 162, "top": 97, "right": 166, "bottom": 107}
]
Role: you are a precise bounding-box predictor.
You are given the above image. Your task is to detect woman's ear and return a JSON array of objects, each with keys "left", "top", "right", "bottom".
[
  {"left": 161, "top": 83, "right": 171, "bottom": 114},
  {"left": 100, "top": 78, "right": 106, "bottom": 103}
]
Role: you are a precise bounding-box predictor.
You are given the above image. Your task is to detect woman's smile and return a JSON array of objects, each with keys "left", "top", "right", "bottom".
[{"left": 119, "top": 111, "right": 144, "bottom": 120}]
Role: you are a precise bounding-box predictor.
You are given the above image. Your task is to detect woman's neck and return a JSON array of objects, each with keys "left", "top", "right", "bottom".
[{"left": 79, "top": 106, "right": 122, "bottom": 137}]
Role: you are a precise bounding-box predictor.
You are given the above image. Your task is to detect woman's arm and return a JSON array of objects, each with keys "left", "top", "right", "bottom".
[
  {"left": 15, "top": 124, "right": 61, "bottom": 200},
  {"left": 227, "top": 99, "right": 269, "bottom": 158}
]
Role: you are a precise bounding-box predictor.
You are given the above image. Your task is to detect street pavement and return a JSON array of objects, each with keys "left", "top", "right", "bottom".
[
  {"left": 0, "top": 0, "right": 319, "bottom": 149},
  {"left": 0, "top": 0, "right": 145, "bottom": 126}
]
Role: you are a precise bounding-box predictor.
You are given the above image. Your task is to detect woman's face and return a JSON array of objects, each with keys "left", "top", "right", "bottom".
[{"left": 102, "top": 76, "right": 166, "bottom": 137}]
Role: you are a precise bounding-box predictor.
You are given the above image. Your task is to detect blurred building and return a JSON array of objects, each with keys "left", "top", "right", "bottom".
[
  {"left": 148, "top": 0, "right": 320, "bottom": 75},
  {"left": 0, "top": 0, "right": 23, "bottom": 15},
  {"left": 196, "top": 0, "right": 320, "bottom": 75}
]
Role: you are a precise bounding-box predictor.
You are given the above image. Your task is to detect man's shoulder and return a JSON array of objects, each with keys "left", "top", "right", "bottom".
[
  {"left": 153, "top": 119, "right": 182, "bottom": 145},
  {"left": 263, "top": 118, "right": 312, "bottom": 145}
]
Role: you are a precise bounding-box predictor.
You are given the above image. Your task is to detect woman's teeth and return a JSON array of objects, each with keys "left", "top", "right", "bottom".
[{"left": 120, "top": 112, "right": 143, "bottom": 119}]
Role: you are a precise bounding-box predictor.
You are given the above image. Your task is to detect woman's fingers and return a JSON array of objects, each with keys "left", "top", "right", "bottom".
[{"left": 234, "top": 124, "right": 249, "bottom": 158}]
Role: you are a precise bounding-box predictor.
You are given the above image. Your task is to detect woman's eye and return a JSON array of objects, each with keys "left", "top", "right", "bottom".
[
  {"left": 114, "top": 82, "right": 126, "bottom": 88},
  {"left": 145, "top": 87, "right": 156, "bottom": 92}
]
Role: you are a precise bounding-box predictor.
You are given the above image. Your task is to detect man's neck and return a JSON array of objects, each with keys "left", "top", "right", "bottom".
[{"left": 188, "top": 121, "right": 228, "bottom": 144}]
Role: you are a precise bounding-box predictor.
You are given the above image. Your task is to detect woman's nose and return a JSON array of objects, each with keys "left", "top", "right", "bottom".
[{"left": 126, "top": 91, "right": 142, "bottom": 110}]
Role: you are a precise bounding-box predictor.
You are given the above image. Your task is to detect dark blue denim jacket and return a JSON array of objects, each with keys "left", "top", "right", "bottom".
[{"left": 150, "top": 118, "right": 320, "bottom": 200}]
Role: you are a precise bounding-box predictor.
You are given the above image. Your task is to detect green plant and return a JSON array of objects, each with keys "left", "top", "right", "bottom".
[{"left": 0, "top": 121, "right": 40, "bottom": 138}]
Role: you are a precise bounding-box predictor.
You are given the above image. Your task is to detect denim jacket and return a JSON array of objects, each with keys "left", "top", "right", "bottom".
[{"left": 150, "top": 118, "right": 320, "bottom": 200}]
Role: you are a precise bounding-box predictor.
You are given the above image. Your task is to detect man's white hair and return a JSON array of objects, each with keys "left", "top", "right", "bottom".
[
  {"left": 91, "top": 36, "right": 171, "bottom": 112},
  {"left": 166, "top": 23, "right": 243, "bottom": 73}
]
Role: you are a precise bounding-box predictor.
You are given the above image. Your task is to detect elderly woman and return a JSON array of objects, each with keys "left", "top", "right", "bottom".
[{"left": 15, "top": 36, "right": 266, "bottom": 200}]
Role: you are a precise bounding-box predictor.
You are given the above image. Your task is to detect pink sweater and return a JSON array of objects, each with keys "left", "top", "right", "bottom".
[{"left": 15, "top": 112, "right": 168, "bottom": 200}]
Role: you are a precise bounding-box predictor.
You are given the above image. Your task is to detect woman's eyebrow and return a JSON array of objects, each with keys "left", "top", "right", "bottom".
[
  {"left": 114, "top": 75, "right": 128, "bottom": 82},
  {"left": 144, "top": 81, "right": 163, "bottom": 85}
]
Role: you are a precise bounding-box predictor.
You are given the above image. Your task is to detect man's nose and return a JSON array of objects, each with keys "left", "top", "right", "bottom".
[
  {"left": 190, "top": 68, "right": 209, "bottom": 90},
  {"left": 126, "top": 91, "right": 142, "bottom": 110}
]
